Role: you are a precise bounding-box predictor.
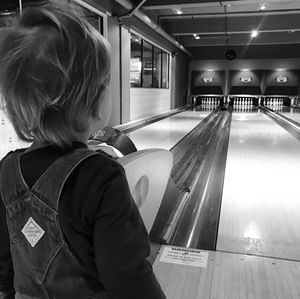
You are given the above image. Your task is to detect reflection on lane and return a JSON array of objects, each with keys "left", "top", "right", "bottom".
[{"left": 127, "top": 109, "right": 211, "bottom": 150}]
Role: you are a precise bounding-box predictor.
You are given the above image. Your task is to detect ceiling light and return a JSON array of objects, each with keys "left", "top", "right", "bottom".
[
  {"left": 194, "top": 35, "right": 200, "bottom": 40},
  {"left": 202, "top": 77, "right": 214, "bottom": 83},
  {"left": 259, "top": 4, "right": 267, "bottom": 11},
  {"left": 289, "top": 30, "right": 295, "bottom": 33},
  {"left": 276, "top": 75, "right": 288, "bottom": 83},
  {"left": 251, "top": 30, "right": 258, "bottom": 38},
  {"left": 175, "top": 9, "right": 183, "bottom": 15},
  {"left": 240, "top": 77, "right": 252, "bottom": 83}
]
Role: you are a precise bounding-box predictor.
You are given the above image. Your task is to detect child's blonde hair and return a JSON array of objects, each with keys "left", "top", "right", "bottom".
[{"left": 0, "top": 1, "right": 111, "bottom": 148}]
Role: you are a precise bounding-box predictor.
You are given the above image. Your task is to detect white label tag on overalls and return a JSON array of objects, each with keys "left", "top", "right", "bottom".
[{"left": 21, "top": 217, "right": 45, "bottom": 247}]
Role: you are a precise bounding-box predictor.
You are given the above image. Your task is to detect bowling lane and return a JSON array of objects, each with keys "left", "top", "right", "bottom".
[
  {"left": 127, "top": 109, "right": 211, "bottom": 150},
  {"left": 279, "top": 106, "right": 300, "bottom": 123},
  {"left": 217, "top": 110, "right": 300, "bottom": 260}
]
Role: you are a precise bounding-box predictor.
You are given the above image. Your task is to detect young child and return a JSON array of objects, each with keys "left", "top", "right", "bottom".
[{"left": 0, "top": 1, "right": 166, "bottom": 298}]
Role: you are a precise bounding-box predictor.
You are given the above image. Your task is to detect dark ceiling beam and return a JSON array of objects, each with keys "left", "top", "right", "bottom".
[
  {"left": 187, "top": 43, "right": 300, "bottom": 60},
  {"left": 161, "top": 14, "right": 300, "bottom": 35},
  {"left": 118, "top": 0, "right": 148, "bottom": 19},
  {"left": 142, "top": 0, "right": 220, "bottom": 8},
  {"left": 158, "top": 9, "right": 300, "bottom": 20},
  {"left": 141, "top": 0, "right": 297, "bottom": 10},
  {"left": 113, "top": 0, "right": 192, "bottom": 56},
  {"left": 174, "top": 29, "right": 300, "bottom": 36},
  {"left": 180, "top": 31, "right": 300, "bottom": 46}
]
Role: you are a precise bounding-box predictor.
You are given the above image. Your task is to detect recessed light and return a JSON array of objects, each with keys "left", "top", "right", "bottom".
[
  {"left": 195, "top": 35, "right": 200, "bottom": 40},
  {"left": 259, "top": 4, "right": 267, "bottom": 11},
  {"left": 251, "top": 30, "right": 258, "bottom": 38},
  {"left": 289, "top": 30, "right": 295, "bottom": 33},
  {"left": 276, "top": 75, "right": 288, "bottom": 83},
  {"left": 240, "top": 77, "right": 252, "bottom": 83},
  {"left": 175, "top": 9, "right": 183, "bottom": 15},
  {"left": 202, "top": 77, "right": 214, "bottom": 83}
]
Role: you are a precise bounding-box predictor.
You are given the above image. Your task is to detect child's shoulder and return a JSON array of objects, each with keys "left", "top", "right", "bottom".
[
  {"left": 0, "top": 148, "right": 27, "bottom": 163},
  {"left": 78, "top": 148, "right": 124, "bottom": 175}
]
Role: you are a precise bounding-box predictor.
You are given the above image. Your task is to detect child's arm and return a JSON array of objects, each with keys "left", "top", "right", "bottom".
[
  {"left": 0, "top": 193, "right": 15, "bottom": 299},
  {"left": 92, "top": 162, "right": 166, "bottom": 299}
]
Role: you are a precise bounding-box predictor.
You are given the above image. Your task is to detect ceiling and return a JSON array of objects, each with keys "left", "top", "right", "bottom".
[
  {"left": 1, "top": 0, "right": 300, "bottom": 60},
  {"left": 129, "top": 0, "right": 300, "bottom": 60}
]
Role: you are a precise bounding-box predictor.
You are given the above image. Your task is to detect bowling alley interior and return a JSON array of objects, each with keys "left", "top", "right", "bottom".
[{"left": 1, "top": 0, "right": 300, "bottom": 298}]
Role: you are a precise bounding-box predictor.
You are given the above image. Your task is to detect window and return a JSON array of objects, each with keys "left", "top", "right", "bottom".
[
  {"left": 130, "top": 34, "right": 142, "bottom": 87},
  {"left": 162, "top": 52, "right": 169, "bottom": 89},
  {"left": 83, "top": 8, "right": 103, "bottom": 34},
  {"left": 130, "top": 33, "right": 170, "bottom": 89},
  {"left": 153, "top": 47, "right": 162, "bottom": 88},
  {"left": 142, "top": 41, "right": 153, "bottom": 88},
  {"left": 73, "top": 2, "right": 104, "bottom": 35}
]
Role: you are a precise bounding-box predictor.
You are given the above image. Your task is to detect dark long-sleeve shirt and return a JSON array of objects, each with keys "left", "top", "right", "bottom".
[{"left": 0, "top": 143, "right": 165, "bottom": 299}]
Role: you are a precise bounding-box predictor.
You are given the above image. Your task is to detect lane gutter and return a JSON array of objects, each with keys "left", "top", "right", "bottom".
[
  {"left": 260, "top": 106, "right": 300, "bottom": 141},
  {"left": 150, "top": 107, "right": 233, "bottom": 251},
  {"left": 149, "top": 108, "right": 220, "bottom": 243},
  {"left": 169, "top": 108, "right": 232, "bottom": 250}
]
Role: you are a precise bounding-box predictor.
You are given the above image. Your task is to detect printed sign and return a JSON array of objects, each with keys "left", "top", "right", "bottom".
[
  {"left": 21, "top": 217, "right": 45, "bottom": 247},
  {"left": 159, "top": 246, "right": 209, "bottom": 268}
]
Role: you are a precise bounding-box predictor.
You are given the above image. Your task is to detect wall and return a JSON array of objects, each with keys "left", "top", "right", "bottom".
[
  {"left": 86, "top": 1, "right": 191, "bottom": 125},
  {"left": 190, "top": 58, "right": 300, "bottom": 72},
  {"left": 172, "top": 53, "right": 189, "bottom": 108},
  {"left": 121, "top": 26, "right": 131, "bottom": 124},
  {"left": 191, "top": 70, "right": 225, "bottom": 94},
  {"left": 107, "top": 17, "right": 121, "bottom": 126},
  {"left": 107, "top": 16, "right": 189, "bottom": 124},
  {"left": 130, "top": 88, "right": 170, "bottom": 120},
  {"left": 189, "top": 58, "right": 300, "bottom": 96}
]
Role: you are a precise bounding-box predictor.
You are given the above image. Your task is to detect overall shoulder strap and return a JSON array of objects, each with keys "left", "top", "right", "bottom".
[
  {"left": 0, "top": 150, "right": 28, "bottom": 207},
  {"left": 31, "top": 148, "right": 99, "bottom": 211}
]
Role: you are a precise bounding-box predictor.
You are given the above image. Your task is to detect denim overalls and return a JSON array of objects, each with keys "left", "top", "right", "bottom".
[{"left": 0, "top": 148, "right": 107, "bottom": 299}]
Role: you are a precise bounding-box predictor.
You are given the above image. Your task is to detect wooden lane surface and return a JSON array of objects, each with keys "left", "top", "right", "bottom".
[
  {"left": 281, "top": 107, "right": 300, "bottom": 124},
  {"left": 127, "top": 109, "right": 211, "bottom": 151},
  {"left": 153, "top": 246, "right": 300, "bottom": 299},
  {"left": 217, "top": 111, "right": 300, "bottom": 260}
]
